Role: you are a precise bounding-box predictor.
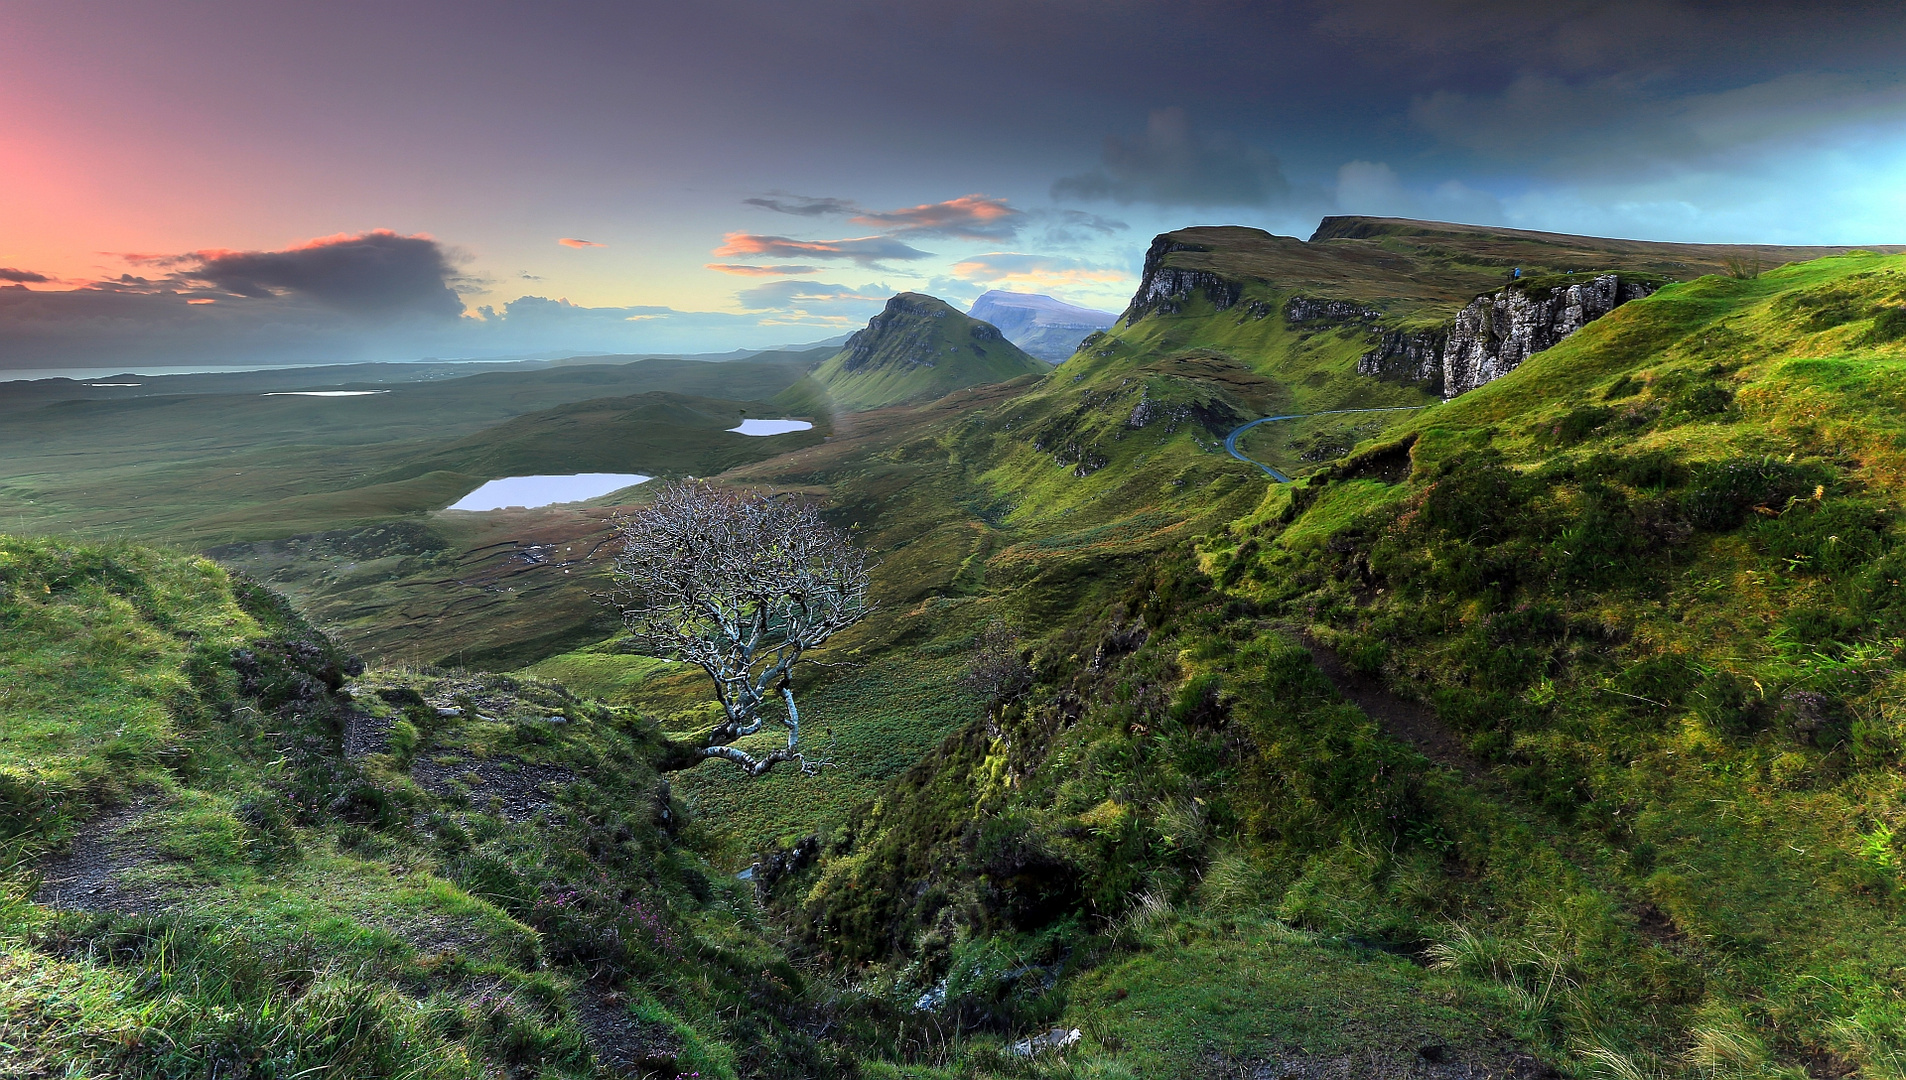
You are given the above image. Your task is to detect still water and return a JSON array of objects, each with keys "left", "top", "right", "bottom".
[
  {"left": 728, "top": 418, "right": 813, "bottom": 436},
  {"left": 449, "top": 473, "right": 652, "bottom": 511}
]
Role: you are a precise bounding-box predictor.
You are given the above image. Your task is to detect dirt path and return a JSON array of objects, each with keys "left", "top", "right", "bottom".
[
  {"left": 33, "top": 801, "right": 169, "bottom": 913},
  {"left": 1301, "top": 638, "right": 1487, "bottom": 782}
]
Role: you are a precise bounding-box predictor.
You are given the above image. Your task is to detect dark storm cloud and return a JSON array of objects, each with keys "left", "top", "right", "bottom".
[
  {"left": 712, "top": 233, "right": 933, "bottom": 269},
  {"left": 1032, "top": 210, "right": 1129, "bottom": 248},
  {"left": 744, "top": 194, "right": 858, "bottom": 217},
  {"left": 1053, "top": 108, "right": 1293, "bottom": 209},
  {"left": 0, "top": 268, "right": 51, "bottom": 284},
  {"left": 181, "top": 230, "right": 465, "bottom": 318},
  {"left": 1406, "top": 70, "right": 1906, "bottom": 178}
]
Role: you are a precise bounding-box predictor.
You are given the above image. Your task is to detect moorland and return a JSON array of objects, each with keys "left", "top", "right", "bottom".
[{"left": 8, "top": 217, "right": 1906, "bottom": 1078}]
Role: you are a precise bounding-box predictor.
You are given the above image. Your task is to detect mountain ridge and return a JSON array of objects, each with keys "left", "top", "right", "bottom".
[
  {"left": 810, "top": 291, "right": 1046, "bottom": 409},
  {"left": 967, "top": 289, "right": 1118, "bottom": 362}
]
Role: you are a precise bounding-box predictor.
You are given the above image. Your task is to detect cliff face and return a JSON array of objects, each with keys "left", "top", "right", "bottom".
[
  {"left": 1360, "top": 273, "right": 1657, "bottom": 398},
  {"left": 1122, "top": 236, "right": 1242, "bottom": 324},
  {"left": 1440, "top": 274, "right": 1656, "bottom": 396}
]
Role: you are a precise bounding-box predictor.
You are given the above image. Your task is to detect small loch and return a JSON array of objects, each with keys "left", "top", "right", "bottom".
[
  {"left": 449, "top": 473, "right": 652, "bottom": 512},
  {"left": 262, "top": 390, "right": 392, "bottom": 397},
  {"left": 728, "top": 418, "right": 813, "bottom": 436}
]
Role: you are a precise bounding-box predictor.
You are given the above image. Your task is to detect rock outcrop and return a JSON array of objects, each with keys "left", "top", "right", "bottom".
[
  {"left": 837, "top": 293, "right": 958, "bottom": 372},
  {"left": 1360, "top": 273, "right": 1657, "bottom": 398},
  {"left": 1286, "top": 297, "right": 1382, "bottom": 325},
  {"left": 1439, "top": 274, "right": 1656, "bottom": 396},
  {"left": 1122, "top": 236, "right": 1242, "bottom": 324},
  {"left": 1357, "top": 328, "right": 1451, "bottom": 395}
]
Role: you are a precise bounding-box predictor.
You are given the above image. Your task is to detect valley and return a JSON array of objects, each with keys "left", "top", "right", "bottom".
[{"left": 8, "top": 217, "right": 1906, "bottom": 1079}]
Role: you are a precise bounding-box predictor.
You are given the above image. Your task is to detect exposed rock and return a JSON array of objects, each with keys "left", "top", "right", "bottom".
[
  {"left": 837, "top": 294, "right": 953, "bottom": 372},
  {"left": 1286, "top": 296, "right": 1381, "bottom": 325},
  {"left": 1010, "top": 1027, "right": 1081, "bottom": 1057},
  {"left": 1441, "top": 274, "right": 1656, "bottom": 397},
  {"left": 1122, "top": 236, "right": 1241, "bottom": 324},
  {"left": 1358, "top": 273, "right": 1655, "bottom": 398},
  {"left": 1357, "top": 327, "right": 1449, "bottom": 395}
]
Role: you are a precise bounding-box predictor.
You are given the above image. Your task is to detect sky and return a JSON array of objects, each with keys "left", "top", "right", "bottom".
[{"left": 5, "top": 0, "right": 1906, "bottom": 370}]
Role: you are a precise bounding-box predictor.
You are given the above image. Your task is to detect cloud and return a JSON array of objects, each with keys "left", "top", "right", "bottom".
[
  {"left": 1332, "top": 161, "right": 1506, "bottom": 225},
  {"left": 744, "top": 193, "right": 858, "bottom": 217},
  {"left": 1409, "top": 70, "right": 1906, "bottom": 181},
  {"left": 734, "top": 280, "right": 890, "bottom": 311},
  {"left": 0, "top": 268, "right": 51, "bottom": 284},
  {"left": 558, "top": 237, "right": 606, "bottom": 248},
  {"left": 948, "top": 252, "right": 1131, "bottom": 293},
  {"left": 1031, "top": 209, "right": 1129, "bottom": 248},
  {"left": 850, "top": 194, "right": 1023, "bottom": 241},
  {"left": 1053, "top": 107, "right": 1291, "bottom": 208},
  {"left": 175, "top": 230, "right": 465, "bottom": 318},
  {"left": 705, "top": 263, "right": 820, "bottom": 276},
  {"left": 712, "top": 232, "right": 933, "bottom": 268}
]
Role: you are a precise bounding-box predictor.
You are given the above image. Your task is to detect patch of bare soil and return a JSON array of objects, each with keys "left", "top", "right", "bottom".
[
  {"left": 1224, "top": 1043, "right": 1558, "bottom": 1079},
  {"left": 1302, "top": 639, "right": 1486, "bottom": 782},
  {"left": 410, "top": 752, "right": 574, "bottom": 823},
  {"left": 33, "top": 801, "right": 169, "bottom": 913},
  {"left": 570, "top": 988, "right": 685, "bottom": 1076},
  {"left": 342, "top": 706, "right": 393, "bottom": 758}
]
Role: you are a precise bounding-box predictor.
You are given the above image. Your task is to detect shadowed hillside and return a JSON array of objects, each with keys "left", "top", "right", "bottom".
[{"left": 812, "top": 293, "right": 1047, "bottom": 409}]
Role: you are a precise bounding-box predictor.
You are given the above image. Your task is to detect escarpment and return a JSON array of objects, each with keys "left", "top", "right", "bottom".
[
  {"left": 1119, "top": 227, "right": 1663, "bottom": 398},
  {"left": 1121, "top": 235, "right": 1244, "bottom": 324},
  {"left": 1356, "top": 275, "right": 1657, "bottom": 396},
  {"left": 1436, "top": 273, "right": 1658, "bottom": 396}
]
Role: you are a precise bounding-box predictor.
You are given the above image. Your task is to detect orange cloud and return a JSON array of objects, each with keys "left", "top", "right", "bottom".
[
  {"left": 851, "top": 194, "right": 1022, "bottom": 240},
  {"left": 558, "top": 237, "right": 606, "bottom": 248},
  {"left": 712, "top": 233, "right": 932, "bottom": 267},
  {"left": 705, "top": 263, "right": 820, "bottom": 276},
  {"left": 950, "top": 252, "right": 1130, "bottom": 291}
]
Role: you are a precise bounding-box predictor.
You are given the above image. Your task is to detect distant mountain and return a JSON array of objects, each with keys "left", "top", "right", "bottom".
[
  {"left": 811, "top": 293, "right": 1046, "bottom": 409},
  {"left": 966, "top": 290, "right": 1118, "bottom": 362}
]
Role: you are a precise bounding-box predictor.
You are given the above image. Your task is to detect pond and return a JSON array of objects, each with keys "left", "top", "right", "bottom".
[
  {"left": 261, "top": 390, "right": 392, "bottom": 397},
  {"left": 449, "top": 473, "right": 652, "bottom": 512},
  {"left": 728, "top": 418, "right": 813, "bottom": 436}
]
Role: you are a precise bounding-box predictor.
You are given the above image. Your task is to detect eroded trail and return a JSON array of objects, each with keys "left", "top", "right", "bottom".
[{"left": 1301, "top": 639, "right": 1487, "bottom": 782}]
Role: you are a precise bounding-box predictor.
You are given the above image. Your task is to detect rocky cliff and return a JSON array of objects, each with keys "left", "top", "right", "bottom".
[
  {"left": 1121, "top": 235, "right": 1243, "bottom": 324},
  {"left": 1360, "top": 273, "right": 1658, "bottom": 398}
]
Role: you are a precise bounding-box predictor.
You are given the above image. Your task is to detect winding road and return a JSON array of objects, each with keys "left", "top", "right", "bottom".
[{"left": 1224, "top": 405, "right": 1437, "bottom": 482}]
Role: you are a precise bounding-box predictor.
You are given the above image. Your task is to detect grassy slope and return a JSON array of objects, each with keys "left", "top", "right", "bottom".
[
  {"left": 0, "top": 357, "right": 816, "bottom": 544},
  {"left": 740, "top": 250, "right": 1906, "bottom": 1078},
  {"left": 24, "top": 223, "right": 1906, "bottom": 1076},
  {"left": 812, "top": 294, "right": 1046, "bottom": 410},
  {"left": 0, "top": 535, "right": 880, "bottom": 1078}
]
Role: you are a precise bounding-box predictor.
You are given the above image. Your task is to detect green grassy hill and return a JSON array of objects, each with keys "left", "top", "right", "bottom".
[
  {"left": 19, "top": 220, "right": 1906, "bottom": 1078},
  {"left": 812, "top": 293, "right": 1046, "bottom": 410},
  {"left": 763, "top": 248, "right": 1906, "bottom": 1077},
  {"left": 0, "top": 534, "right": 883, "bottom": 1078}
]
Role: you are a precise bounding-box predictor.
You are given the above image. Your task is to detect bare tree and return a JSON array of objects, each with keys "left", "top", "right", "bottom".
[{"left": 606, "top": 481, "right": 872, "bottom": 776}]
